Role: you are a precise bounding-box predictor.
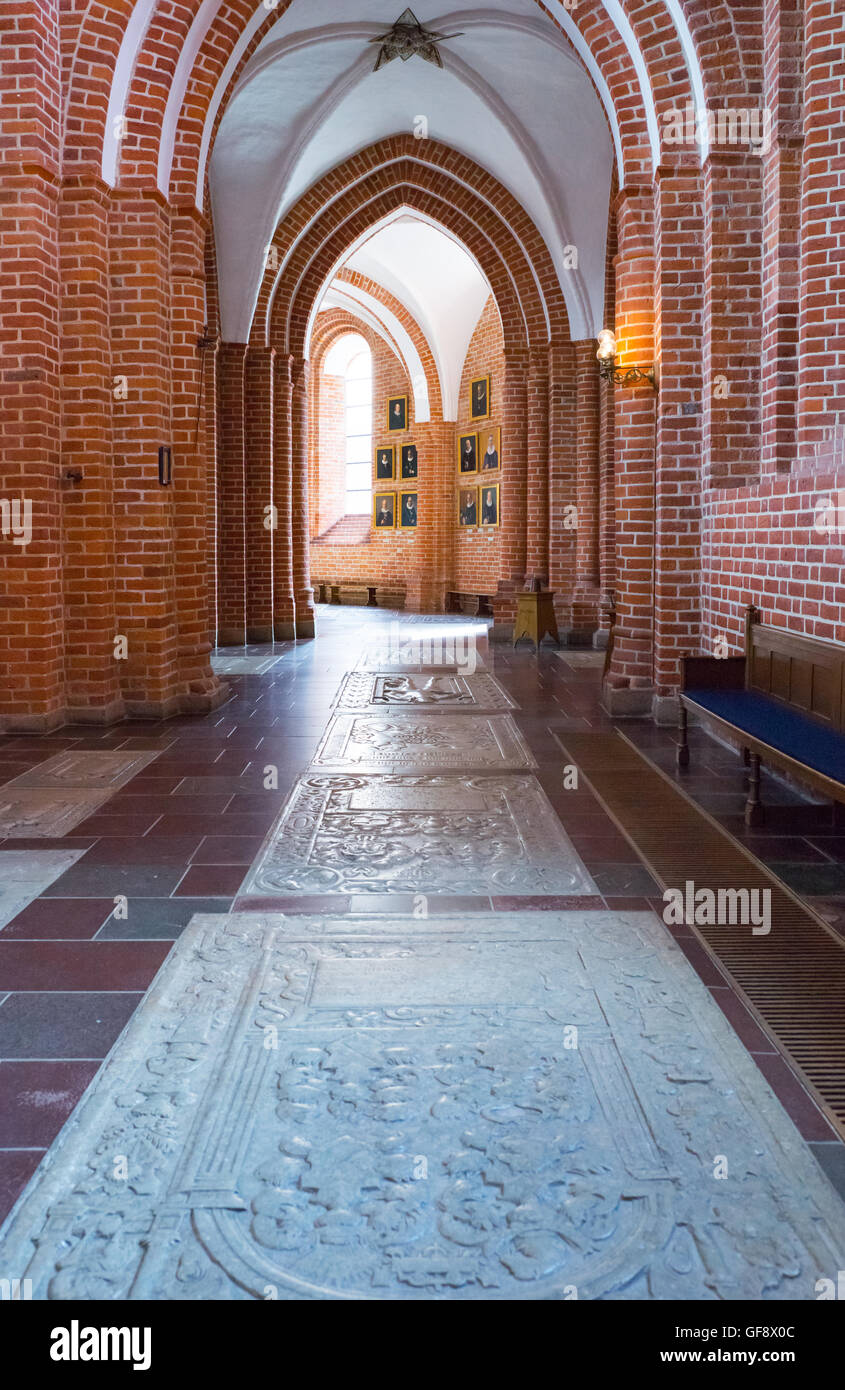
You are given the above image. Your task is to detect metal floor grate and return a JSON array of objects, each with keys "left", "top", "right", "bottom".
[{"left": 557, "top": 729, "right": 845, "bottom": 1140}]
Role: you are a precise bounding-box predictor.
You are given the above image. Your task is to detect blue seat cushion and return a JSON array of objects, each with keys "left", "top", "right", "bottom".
[{"left": 685, "top": 687, "right": 845, "bottom": 784}]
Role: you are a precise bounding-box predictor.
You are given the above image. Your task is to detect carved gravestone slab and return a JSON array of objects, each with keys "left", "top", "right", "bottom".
[
  {"left": 240, "top": 773, "right": 597, "bottom": 895},
  {"left": 0, "top": 789, "right": 112, "bottom": 838},
  {"left": 312, "top": 713, "right": 536, "bottom": 773},
  {"left": 8, "top": 750, "right": 160, "bottom": 789},
  {"left": 0, "top": 849, "right": 87, "bottom": 929},
  {"left": 2, "top": 909, "right": 843, "bottom": 1300},
  {"left": 334, "top": 672, "right": 516, "bottom": 712}
]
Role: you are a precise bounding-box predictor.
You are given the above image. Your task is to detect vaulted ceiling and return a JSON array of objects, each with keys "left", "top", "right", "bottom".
[{"left": 209, "top": 1, "right": 615, "bottom": 349}]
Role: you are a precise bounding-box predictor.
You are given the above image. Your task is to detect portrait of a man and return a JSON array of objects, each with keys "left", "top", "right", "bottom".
[
  {"left": 471, "top": 375, "right": 490, "bottom": 420},
  {"left": 458, "top": 432, "right": 478, "bottom": 474},
  {"left": 387, "top": 395, "right": 408, "bottom": 432},
  {"left": 481, "top": 427, "right": 500, "bottom": 471},
  {"left": 401, "top": 443, "right": 418, "bottom": 479},
  {"left": 458, "top": 487, "right": 478, "bottom": 527},
  {"left": 480, "top": 484, "right": 499, "bottom": 527},
  {"left": 400, "top": 491, "right": 418, "bottom": 528},
  {"left": 374, "top": 492, "right": 396, "bottom": 528},
  {"left": 376, "top": 446, "right": 395, "bottom": 480}
]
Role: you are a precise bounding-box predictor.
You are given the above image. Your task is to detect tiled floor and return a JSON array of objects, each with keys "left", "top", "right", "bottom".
[{"left": 1, "top": 605, "right": 844, "bottom": 1228}]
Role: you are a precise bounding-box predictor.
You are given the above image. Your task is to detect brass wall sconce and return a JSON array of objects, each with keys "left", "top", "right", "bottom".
[{"left": 596, "top": 329, "right": 657, "bottom": 388}]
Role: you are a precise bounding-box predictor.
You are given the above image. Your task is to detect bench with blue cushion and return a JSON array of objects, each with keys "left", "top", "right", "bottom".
[{"left": 677, "top": 605, "right": 845, "bottom": 826}]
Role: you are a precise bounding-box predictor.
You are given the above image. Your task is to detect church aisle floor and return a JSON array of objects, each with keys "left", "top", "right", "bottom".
[{"left": 1, "top": 607, "right": 845, "bottom": 1299}]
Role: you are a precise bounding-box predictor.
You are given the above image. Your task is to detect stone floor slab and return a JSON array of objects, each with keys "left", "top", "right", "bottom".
[
  {"left": 0, "top": 789, "right": 111, "bottom": 838},
  {"left": 7, "top": 750, "right": 160, "bottom": 790},
  {"left": 334, "top": 671, "right": 515, "bottom": 712},
  {"left": 241, "top": 773, "right": 598, "bottom": 896},
  {"left": 2, "top": 909, "right": 844, "bottom": 1300},
  {"left": 0, "top": 850, "right": 87, "bottom": 930},
  {"left": 312, "top": 712, "right": 536, "bottom": 773}
]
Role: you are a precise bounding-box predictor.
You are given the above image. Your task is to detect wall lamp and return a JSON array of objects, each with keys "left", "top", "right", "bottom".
[{"left": 596, "top": 329, "right": 657, "bottom": 389}]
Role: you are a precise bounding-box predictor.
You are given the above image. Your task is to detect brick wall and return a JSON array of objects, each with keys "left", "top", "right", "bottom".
[{"left": 451, "top": 297, "right": 505, "bottom": 596}]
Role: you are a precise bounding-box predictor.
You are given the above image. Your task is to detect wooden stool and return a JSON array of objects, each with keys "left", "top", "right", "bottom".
[{"left": 513, "top": 590, "right": 561, "bottom": 649}]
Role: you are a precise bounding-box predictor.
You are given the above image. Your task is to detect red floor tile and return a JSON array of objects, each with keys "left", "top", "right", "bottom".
[
  {"left": 0, "top": 1060, "right": 99, "bottom": 1147},
  {"left": 0, "top": 941, "right": 170, "bottom": 991}
]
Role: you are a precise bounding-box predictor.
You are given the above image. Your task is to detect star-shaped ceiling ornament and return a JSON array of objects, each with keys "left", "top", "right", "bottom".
[{"left": 369, "top": 8, "right": 464, "bottom": 71}]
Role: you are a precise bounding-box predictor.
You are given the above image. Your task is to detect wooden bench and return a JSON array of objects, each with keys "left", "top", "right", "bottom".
[{"left": 677, "top": 605, "right": 845, "bottom": 826}]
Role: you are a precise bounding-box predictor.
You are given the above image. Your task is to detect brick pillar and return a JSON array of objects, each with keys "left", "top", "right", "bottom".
[
  {"left": 491, "top": 347, "right": 528, "bottom": 636},
  {"left": 653, "top": 168, "right": 704, "bottom": 720},
  {"left": 60, "top": 175, "right": 121, "bottom": 722},
  {"left": 547, "top": 340, "right": 577, "bottom": 635},
  {"left": 216, "top": 342, "right": 247, "bottom": 645},
  {"left": 0, "top": 1, "right": 64, "bottom": 730},
  {"left": 701, "top": 153, "right": 763, "bottom": 488},
  {"left": 244, "top": 346, "right": 275, "bottom": 642},
  {"left": 760, "top": 0, "right": 802, "bottom": 475},
  {"left": 170, "top": 208, "right": 226, "bottom": 710},
  {"left": 798, "top": 0, "right": 845, "bottom": 463},
  {"left": 291, "top": 355, "right": 315, "bottom": 638},
  {"left": 272, "top": 355, "right": 296, "bottom": 639},
  {"left": 526, "top": 349, "right": 549, "bottom": 584},
  {"left": 603, "top": 186, "right": 657, "bottom": 714},
  {"left": 109, "top": 189, "right": 182, "bottom": 716},
  {"left": 570, "top": 340, "right": 602, "bottom": 639}
]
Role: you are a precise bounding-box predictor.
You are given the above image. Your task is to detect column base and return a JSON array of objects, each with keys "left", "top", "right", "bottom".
[
  {"left": 601, "top": 682, "right": 655, "bottom": 716},
  {"left": 274, "top": 620, "right": 296, "bottom": 640},
  {"left": 217, "top": 626, "right": 247, "bottom": 647},
  {"left": 246, "top": 624, "right": 274, "bottom": 644},
  {"left": 295, "top": 617, "right": 316, "bottom": 639}
]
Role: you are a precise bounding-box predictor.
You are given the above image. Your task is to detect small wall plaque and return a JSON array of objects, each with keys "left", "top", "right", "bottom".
[{"left": 158, "top": 446, "right": 173, "bottom": 486}]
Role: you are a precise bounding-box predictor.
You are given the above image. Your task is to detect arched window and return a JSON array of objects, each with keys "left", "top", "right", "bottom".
[{"left": 324, "top": 332, "right": 372, "bottom": 516}]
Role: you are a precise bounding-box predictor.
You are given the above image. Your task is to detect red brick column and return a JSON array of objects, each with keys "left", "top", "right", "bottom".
[
  {"left": 216, "top": 342, "right": 247, "bottom": 645},
  {"left": 702, "top": 153, "right": 763, "bottom": 488},
  {"left": 526, "top": 349, "right": 550, "bottom": 584},
  {"left": 109, "top": 189, "right": 182, "bottom": 716},
  {"left": 170, "top": 208, "right": 226, "bottom": 710},
  {"left": 571, "top": 340, "right": 602, "bottom": 639},
  {"left": 760, "top": 0, "right": 802, "bottom": 476},
  {"left": 60, "top": 176, "right": 121, "bottom": 722},
  {"left": 272, "top": 355, "right": 296, "bottom": 639},
  {"left": 244, "top": 346, "right": 275, "bottom": 642},
  {"left": 0, "top": 2, "right": 64, "bottom": 730},
  {"left": 798, "top": 0, "right": 845, "bottom": 463},
  {"left": 653, "top": 168, "right": 704, "bottom": 718},
  {"left": 291, "top": 355, "right": 315, "bottom": 638},
  {"left": 603, "top": 186, "right": 657, "bottom": 714},
  {"left": 491, "top": 347, "right": 528, "bottom": 635}
]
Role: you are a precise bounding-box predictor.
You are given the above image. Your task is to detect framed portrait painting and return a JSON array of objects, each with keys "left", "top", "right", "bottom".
[
  {"left": 387, "top": 395, "right": 408, "bottom": 432},
  {"left": 479, "top": 483, "right": 500, "bottom": 528},
  {"left": 458, "top": 431, "right": 478, "bottom": 474},
  {"left": 373, "top": 492, "right": 396, "bottom": 528},
  {"left": 458, "top": 486, "right": 478, "bottom": 528},
  {"left": 399, "top": 491, "right": 418, "bottom": 529},
  {"left": 471, "top": 375, "right": 491, "bottom": 421},
  {"left": 401, "top": 442, "right": 418, "bottom": 479},
  {"left": 375, "top": 446, "right": 395, "bottom": 481},
  {"left": 479, "top": 426, "right": 501, "bottom": 473}
]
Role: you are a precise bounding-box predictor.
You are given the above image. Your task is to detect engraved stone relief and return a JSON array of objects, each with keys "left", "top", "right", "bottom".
[
  {"left": 2, "top": 910, "right": 844, "bottom": 1300},
  {"left": 8, "top": 750, "right": 160, "bottom": 789},
  {"left": 334, "top": 672, "right": 515, "bottom": 712},
  {"left": 0, "top": 789, "right": 112, "bottom": 838},
  {"left": 240, "top": 774, "right": 598, "bottom": 895},
  {"left": 312, "top": 714, "right": 536, "bottom": 773}
]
